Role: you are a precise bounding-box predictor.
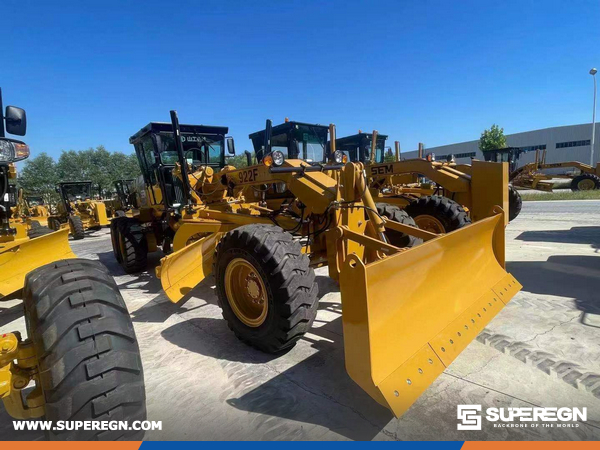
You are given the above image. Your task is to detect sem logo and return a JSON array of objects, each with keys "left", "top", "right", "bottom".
[{"left": 457, "top": 405, "right": 482, "bottom": 430}]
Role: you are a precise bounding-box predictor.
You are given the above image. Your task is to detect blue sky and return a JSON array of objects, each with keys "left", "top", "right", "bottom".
[{"left": 3, "top": 0, "right": 600, "bottom": 160}]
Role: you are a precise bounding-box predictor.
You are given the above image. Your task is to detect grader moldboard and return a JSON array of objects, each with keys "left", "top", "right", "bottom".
[
  {"left": 113, "top": 110, "right": 522, "bottom": 417},
  {"left": 0, "top": 89, "right": 145, "bottom": 440},
  {"left": 47, "top": 181, "right": 109, "bottom": 239},
  {"left": 335, "top": 131, "right": 523, "bottom": 228},
  {"left": 484, "top": 146, "right": 600, "bottom": 192}
]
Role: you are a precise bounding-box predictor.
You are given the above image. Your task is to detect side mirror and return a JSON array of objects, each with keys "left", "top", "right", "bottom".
[
  {"left": 5, "top": 106, "right": 27, "bottom": 136},
  {"left": 226, "top": 137, "right": 236, "bottom": 156}
]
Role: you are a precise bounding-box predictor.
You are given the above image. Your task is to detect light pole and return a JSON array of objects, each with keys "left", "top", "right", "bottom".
[{"left": 590, "top": 68, "right": 597, "bottom": 166}]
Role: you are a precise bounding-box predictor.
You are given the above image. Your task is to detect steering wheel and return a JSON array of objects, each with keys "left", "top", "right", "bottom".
[{"left": 185, "top": 147, "right": 205, "bottom": 171}]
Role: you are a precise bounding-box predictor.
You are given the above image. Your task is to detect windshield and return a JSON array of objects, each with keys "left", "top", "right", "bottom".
[
  {"left": 62, "top": 184, "right": 91, "bottom": 201},
  {"left": 158, "top": 133, "right": 224, "bottom": 166},
  {"left": 292, "top": 126, "right": 327, "bottom": 163},
  {"left": 337, "top": 137, "right": 386, "bottom": 163},
  {"left": 27, "top": 197, "right": 44, "bottom": 206}
]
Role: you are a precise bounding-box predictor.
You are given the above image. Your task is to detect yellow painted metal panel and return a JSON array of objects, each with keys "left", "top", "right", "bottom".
[
  {"left": 339, "top": 213, "right": 521, "bottom": 417},
  {"left": 0, "top": 229, "right": 75, "bottom": 299}
]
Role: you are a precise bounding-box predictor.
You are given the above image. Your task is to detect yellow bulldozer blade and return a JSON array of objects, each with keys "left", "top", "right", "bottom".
[
  {"left": 339, "top": 213, "right": 521, "bottom": 417},
  {"left": 0, "top": 229, "right": 76, "bottom": 298},
  {"left": 158, "top": 232, "right": 225, "bottom": 303}
]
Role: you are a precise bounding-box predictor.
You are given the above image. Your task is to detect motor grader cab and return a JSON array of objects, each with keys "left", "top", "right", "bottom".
[
  {"left": 112, "top": 110, "right": 521, "bottom": 418},
  {"left": 104, "top": 179, "right": 136, "bottom": 218},
  {"left": 47, "top": 181, "right": 109, "bottom": 239},
  {"left": 484, "top": 146, "right": 600, "bottom": 192},
  {"left": 334, "top": 131, "right": 521, "bottom": 230},
  {"left": 0, "top": 89, "right": 146, "bottom": 439}
]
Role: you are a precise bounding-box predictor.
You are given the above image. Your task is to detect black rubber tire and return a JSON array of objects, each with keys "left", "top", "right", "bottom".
[
  {"left": 571, "top": 173, "right": 600, "bottom": 191},
  {"left": 110, "top": 217, "right": 127, "bottom": 262},
  {"left": 23, "top": 259, "right": 146, "bottom": 440},
  {"left": 214, "top": 224, "right": 319, "bottom": 353},
  {"left": 404, "top": 195, "right": 471, "bottom": 233},
  {"left": 376, "top": 203, "right": 423, "bottom": 248},
  {"left": 27, "top": 225, "right": 54, "bottom": 239},
  {"left": 508, "top": 185, "right": 522, "bottom": 222},
  {"left": 30, "top": 220, "right": 41, "bottom": 229},
  {"left": 117, "top": 219, "right": 148, "bottom": 273},
  {"left": 115, "top": 210, "right": 126, "bottom": 218},
  {"left": 69, "top": 215, "right": 85, "bottom": 240},
  {"left": 48, "top": 217, "right": 61, "bottom": 231}
]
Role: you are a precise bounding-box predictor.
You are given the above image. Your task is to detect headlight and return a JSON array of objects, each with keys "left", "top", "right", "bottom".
[
  {"left": 271, "top": 150, "right": 285, "bottom": 167},
  {"left": 0, "top": 139, "right": 30, "bottom": 163},
  {"left": 426, "top": 152, "right": 436, "bottom": 162},
  {"left": 333, "top": 150, "right": 347, "bottom": 164}
]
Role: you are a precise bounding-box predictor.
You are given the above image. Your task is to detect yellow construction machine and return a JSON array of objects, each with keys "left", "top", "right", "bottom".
[
  {"left": 112, "top": 111, "right": 521, "bottom": 417},
  {"left": 484, "top": 146, "right": 600, "bottom": 192},
  {"left": 104, "top": 179, "right": 136, "bottom": 218},
  {"left": 335, "top": 131, "right": 522, "bottom": 229},
  {"left": 47, "top": 181, "right": 109, "bottom": 239},
  {"left": 0, "top": 89, "right": 146, "bottom": 439}
]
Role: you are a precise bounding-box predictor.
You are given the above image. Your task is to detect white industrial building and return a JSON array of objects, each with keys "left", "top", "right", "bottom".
[{"left": 401, "top": 123, "right": 599, "bottom": 172}]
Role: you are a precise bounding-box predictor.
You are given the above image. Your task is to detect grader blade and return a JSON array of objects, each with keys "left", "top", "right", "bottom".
[
  {"left": 158, "top": 232, "right": 224, "bottom": 303},
  {"left": 339, "top": 213, "right": 521, "bottom": 417},
  {"left": 0, "top": 229, "right": 75, "bottom": 298}
]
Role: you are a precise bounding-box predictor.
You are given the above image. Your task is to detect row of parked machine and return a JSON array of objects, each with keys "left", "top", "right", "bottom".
[{"left": 1, "top": 89, "right": 523, "bottom": 440}]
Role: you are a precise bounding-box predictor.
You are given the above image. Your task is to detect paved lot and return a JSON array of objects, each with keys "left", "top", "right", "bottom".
[{"left": 1, "top": 200, "right": 600, "bottom": 440}]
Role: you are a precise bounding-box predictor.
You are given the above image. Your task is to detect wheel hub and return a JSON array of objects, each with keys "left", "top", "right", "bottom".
[
  {"left": 414, "top": 214, "right": 446, "bottom": 233},
  {"left": 578, "top": 179, "right": 596, "bottom": 190},
  {"left": 225, "top": 258, "right": 268, "bottom": 327}
]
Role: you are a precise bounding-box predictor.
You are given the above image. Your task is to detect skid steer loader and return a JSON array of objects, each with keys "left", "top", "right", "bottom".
[
  {"left": 112, "top": 110, "right": 521, "bottom": 418},
  {"left": 0, "top": 89, "right": 145, "bottom": 440},
  {"left": 335, "top": 131, "right": 522, "bottom": 228},
  {"left": 47, "top": 181, "right": 109, "bottom": 239},
  {"left": 484, "top": 146, "right": 600, "bottom": 192}
]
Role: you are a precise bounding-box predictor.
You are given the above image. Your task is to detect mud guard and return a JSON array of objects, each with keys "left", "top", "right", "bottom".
[
  {"left": 0, "top": 229, "right": 76, "bottom": 298},
  {"left": 339, "top": 213, "right": 521, "bottom": 417}
]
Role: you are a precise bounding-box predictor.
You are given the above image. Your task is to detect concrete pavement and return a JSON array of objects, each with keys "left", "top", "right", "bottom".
[{"left": 1, "top": 200, "right": 599, "bottom": 440}]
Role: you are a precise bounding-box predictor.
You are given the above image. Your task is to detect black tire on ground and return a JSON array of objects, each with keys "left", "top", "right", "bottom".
[
  {"left": 570, "top": 173, "right": 600, "bottom": 191},
  {"left": 48, "top": 217, "right": 61, "bottom": 231},
  {"left": 404, "top": 195, "right": 471, "bottom": 233},
  {"left": 214, "top": 224, "right": 319, "bottom": 353},
  {"left": 508, "top": 185, "right": 522, "bottom": 222},
  {"left": 115, "top": 210, "right": 126, "bottom": 217},
  {"left": 117, "top": 219, "right": 148, "bottom": 273},
  {"left": 29, "top": 220, "right": 41, "bottom": 229},
  {"left": 110, "top": 217, "right": 127, "bottom": 262},
  {"left": 376, "top": 203, "right": 423, "bottom": 248},
  {"left": 27, "top": 225, "right": 54, "bottom": 239},
  {"left": 23, "top": 259, "right": 146, "bottom": 440},
  {"left": 68, "top": 215, "right": 85, "bottom": 240}
]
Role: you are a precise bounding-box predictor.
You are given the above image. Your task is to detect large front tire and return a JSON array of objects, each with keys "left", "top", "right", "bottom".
[
  {"left": 68, "top": 215, "right": 85, "bottom": 240},
  {"left": 23, "top": 259, "right": 146, "bottom": 440},
  {"left": 508, "top": 185, "right": 522, "bottom": 222},
  {"left": 376, "top": 203, "right": 423, "bottom": 248},
  {"left": 117, "top": 219, "right": 148, "bottom": 273},
  {"left": 214, "top": 224, "right": 318, "bottom": 353},
  {"left": 404, "top": 195, "right": 471, "bottom": 233}
]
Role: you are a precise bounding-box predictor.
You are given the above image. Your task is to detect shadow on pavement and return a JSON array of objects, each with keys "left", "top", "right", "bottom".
[
  {"left": 515, "top": 226, "right": 600, "bottom": 251},
  {"left": 507, "top": 255, "right": 600, "bottom": 327},
  {"left": 160, "top": 309, "right": 393, "bottom": 440}
]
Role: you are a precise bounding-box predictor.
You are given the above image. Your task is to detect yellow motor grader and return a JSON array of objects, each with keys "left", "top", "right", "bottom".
[
  {"left": 47, "top": 181, "right": 109, "bottom": 239},
  {"left": 484, "top": 146, "right": 600, "bottom": 192},
  {"left": 0, "top": 89, "right": 145, "bottom": 440},
  {"left": 9, "top": 189, "right": 53, "bottom": 237},
  {"left": 334, "top": 131, "right": 522, "bottom": 230},
  {"left": 104, "top": 179, "right": 136, "bottom": 218},
  {"left": 112, "top": 111, "right": 521, "bottom": 417}
]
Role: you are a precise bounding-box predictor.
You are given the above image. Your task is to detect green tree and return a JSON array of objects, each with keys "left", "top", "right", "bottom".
[
  {"left": 18, "top": 152, "right": 60, "bottom": 205},
  {"left": 479, "top": 124, "right": 507, "bottom": 152},
  {"left": 226, "top": 152, "right": 255, "bottom": 168}
]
